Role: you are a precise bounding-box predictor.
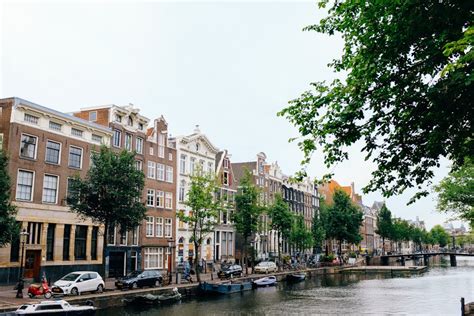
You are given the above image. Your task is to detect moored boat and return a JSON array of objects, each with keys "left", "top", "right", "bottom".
[
  {"left": 252, "top": 276, "right": 277, "bottom": 287},
  {"left": 200, "top": 281, "right": 252, "bottom": 294},
  {"left": 15, "top": 299, "right": 95, "bottom": 315},
  {"left": 286, "top": 272, "right": 306, "bottom": 282},
  {"left": 123, "top": 288, "right": 182, "bottom": 305}
]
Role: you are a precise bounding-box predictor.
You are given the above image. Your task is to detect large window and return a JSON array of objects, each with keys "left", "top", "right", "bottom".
[
  {"left": 42, "top": 174, "right": 58, "bottom": 204},
  {"left": 146, "top": 189, "right": 155, "bottom": 206},
  {"left": 63, "top": 224, "right": 71, "bottom": 261},
  {"left": 165, "top": 192, "right": 173, "bottom": 209},
  {"left": 147, "top": 162, "right": 156, "bottom": 179},
  {"left": 190, "top": 158, "right": 195, "bottom": 174},
  {"left": 20, "top": 134, "right": 37, "bottom": 159},
  {"left": 157, "top": 163, "right": 165, "bottom": 181},
  {"left": 146, "top": 217, "right": 154, "bottom": 237},
  {"left": 156, "top": 217, "right": 163, "bottom": 237},
  {"left": 107, "top": 226, "right": 116, "bottom": 245},
  {"left": 16, "top": 170, "right": 34, "bottom": 201},
  {"left": 45, "top": 140, "right": 61, "bottom": 164},
  {"left": 136, "top": 137, "right": 143, "bottom": 154},
  {"left": 135, "top": 160, "right": 143, "bottom": 171},
  {"left": 158, "top": 134, "right": 165, "bottom": 158},
  {"left": 46, "top": 224, "right": 55, "bottom": 261},
  {"left": 180, "top": 155, "right": 187, "bottom": 174},
  {"left": 68, "top": 146, "right": 83, "bottom": 169},
  {"left": 179, "top": 181, "right": 185, "bottom": 202},
  {"left": 125, "top": 133, "right": 132, "bottom": 151},
  {"left": 132, "top": 227, "right": 139, "bottom": 246},
  {"left": 91, "top": 227, "right": 98, "bottom": 260},
  {"left": 166, "top": 166, "right": 173, "bottom": 183},
  {"left": 156, "top": 191, "right": 164, "bottom": 208},
  {"left": 144, "top": 247, "right": 163, "bottom": 269},
  {"left": 24, "top": 113, "right": 39, "bottom": 124},
  {"left": 165, "top": 218, "right": 172, "bottom": 238},
  {"left": 113, "top": 129, "right": 121, "bottom": 147},
  {"left": 49, "top": 121, "right": 62, "bottom": 131},
  {"left": 74, "top": 225, "right": 88, "bottom": 260}
]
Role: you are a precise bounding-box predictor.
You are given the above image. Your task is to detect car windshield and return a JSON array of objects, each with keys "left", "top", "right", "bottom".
[
  {"left": 126, "top": 271, "right": 141, "bottom": 277},
  {"left": 60, "top": 273, "right": 80, "bottom": 281}
]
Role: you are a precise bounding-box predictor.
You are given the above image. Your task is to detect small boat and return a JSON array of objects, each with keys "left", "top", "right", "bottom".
[
  {"left": 200, "top": 281, "right": 253, "bottom": 294},
  {"left": 15, "top": 299, "right": 95, "bottom": 315},
  {"left": 286, "top": 272, "right": 306, "bottom": 282},
  {"left": 124, "top": 288, "right": 181, "bottom": 305},
  {"left": 252, "top": 276, "right": 277, "bottom": 287}
]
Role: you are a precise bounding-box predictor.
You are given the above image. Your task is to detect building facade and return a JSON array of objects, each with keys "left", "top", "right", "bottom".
[{"left": 0, "top": 97, "right": 110, "bottom": 283}]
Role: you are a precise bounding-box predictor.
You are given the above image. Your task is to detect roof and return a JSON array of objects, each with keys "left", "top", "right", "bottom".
[{"left": 231, "top": 162, "right": 255, "bottom": 184}]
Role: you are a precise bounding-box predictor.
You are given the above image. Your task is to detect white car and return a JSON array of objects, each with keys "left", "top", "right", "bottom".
[
  {"left": 255, "top": 261, "right": 278, "bottom": 274},
  {"left": 52, "top": 271, "right": 105, "bottom": 296}
]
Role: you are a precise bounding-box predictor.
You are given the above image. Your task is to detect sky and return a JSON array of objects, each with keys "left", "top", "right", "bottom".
[{"left": 0, "top": 1, "right": 462, "bottom": 230}]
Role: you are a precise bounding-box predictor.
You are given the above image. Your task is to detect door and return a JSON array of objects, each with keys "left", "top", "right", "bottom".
[
  {"left": 24, "top": 250, "right": 41, "bottom": 279},
  {"left": 109, "top": 251, "right": 126, "bottom": 278}
]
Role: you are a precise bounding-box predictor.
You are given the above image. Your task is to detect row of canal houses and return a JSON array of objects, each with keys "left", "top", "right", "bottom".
[{"left": 0, "top": 97, "right": 323, "bottom": 284}]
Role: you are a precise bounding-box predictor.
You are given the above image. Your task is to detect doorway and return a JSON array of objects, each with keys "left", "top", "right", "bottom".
[
  {"left": 24, "top": 250, "right": 41, "bottom": 280},
  {"left": 109, "top": 251, "right": 126, "bottom": 278}
]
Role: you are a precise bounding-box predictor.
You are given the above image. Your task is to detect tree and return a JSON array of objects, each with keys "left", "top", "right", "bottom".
[
  {"left": 375, "top": 204, "right": 393, "bottom": 255},
  {"left": 290, "top": 215, "right": 313, "bottom": 255},
  {"left": 311, "top": 200, "right": 327, "bottom": 254},
  {"left": 278, "top": 1, "right": 473, "bottom": 202},
  {"left": 434, "top": 159, "right": 474, "bottom": 228},
  {"left": 325, "top": 190, "right": 363, "bottom": 255},
  {"left": 268, "top": 193, "right": 293, "bottom": 269},
  {"left": 0, "top": 149, "right": 18, "bottom": 246},
  {"left": 391, "top": 219, "right": 411, "bottom": 252},
  {"left": 233, "top": 169, "right": 263, "bottom": 275},
  {"left": 429, "top": 225, "right": 450, "bottom": 248},
  {"left": 67, "top": 147, "right": 146, "bottom": 275},
  {"left": 178, "top": 170, "right": 220, "bottom": 283}
]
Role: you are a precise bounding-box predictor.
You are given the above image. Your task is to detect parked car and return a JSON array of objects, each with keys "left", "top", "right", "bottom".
[
  {"left": 254, "top": 261, "right": 277, "bottom": 274},
  {"left": 115, "top": 270, "right": 163, "bottom": 290},
  {"left": 217, "top": 264, "right": 243, "bottom": 278},
  {"left": 52, "top": 271, "right": 104, "bottom": 296}
]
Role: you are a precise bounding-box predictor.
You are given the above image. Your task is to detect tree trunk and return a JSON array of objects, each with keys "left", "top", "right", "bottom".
[
  {"left": 278, "top": 231, "right": 281, "bottom": 272},
  {"left": 194, "top": 240, "right": 201, "bottom": 283},
  {"left": 382, "top": 237, "right": 385, "bottom": 255},
  {"left": 243, "top": 236, "right": 248, "bottom": 275},
  {"left": 102, "top": 222, "right": 108, "bottom": 278}
]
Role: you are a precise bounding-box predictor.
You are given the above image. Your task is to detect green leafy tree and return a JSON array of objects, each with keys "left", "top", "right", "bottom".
[
  {"left": 391, "top": 219, "right": 412, "bottom": 252},
  {"left": 410, "top": 226, "right": 425, "bottom": 252},
  {"left": 312, "top": 199, "right": 327, "bottom": 254},
  {"left": 325, "top": 190, "right": 363, "bottom": 255},
  {"left": 233, "top": 169, "right": 263, "bottom": 275},
  {"left": 429, "top": 225, "right": 450, "bottom": 248},
  {"left": 289, "top": 215, "right": 313, "bottom": 255},
  {"left": 0, "top": 149, "right": 18, "bottom": 246},
  {"left": 67, "top": 147, "right": 146, "bottom": 275},
  {"left": 268, "top": 193, "right": 293, "bottom": 269},
  {"left": 278, "top": 1, "right": 473, "bottom": 202},
  {"left": 434, "top": 159, "right": 474, "bottom": 228},
  {"left": 375, "top": 204, "right": 393, "bottom": 255},
  {"left": 178, "top": 169, "right": 221, "bottom": 283}
]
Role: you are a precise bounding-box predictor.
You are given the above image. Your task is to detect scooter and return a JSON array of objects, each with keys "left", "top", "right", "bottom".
[{"left": 28, "top": 275, "right": 52, "bottom": 299}]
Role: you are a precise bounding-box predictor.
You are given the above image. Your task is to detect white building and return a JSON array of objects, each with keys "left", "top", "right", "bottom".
[{"left": 169, "top": 126, "right": 219, "bottom": 265}]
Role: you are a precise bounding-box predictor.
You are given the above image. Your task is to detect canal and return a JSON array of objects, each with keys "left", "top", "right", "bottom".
[{"left": 98, "top": 257, "right": 474, "bottom": 315}]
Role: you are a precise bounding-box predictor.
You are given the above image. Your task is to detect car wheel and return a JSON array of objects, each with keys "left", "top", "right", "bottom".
[
  {"left": 70, "top": 287, "right": 79, "bottom": 296},
  {"left": 44, "top": 292, "right": 52, "bottom": 299},
  {"left": 131, "top": 282, "right": 138, "bottom": 290},
  {"left": 96, "top": 284, "right": 104, "bottom": 293}
]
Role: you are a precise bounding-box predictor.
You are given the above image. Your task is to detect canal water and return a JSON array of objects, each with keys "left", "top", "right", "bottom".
[{"left": 98, "top": 258, "right": 474, "bottom": 315}]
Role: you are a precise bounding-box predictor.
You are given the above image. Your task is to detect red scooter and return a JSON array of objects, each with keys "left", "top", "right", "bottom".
[{"left": 28, "top": 275, "right": 52, "bottom": 299}]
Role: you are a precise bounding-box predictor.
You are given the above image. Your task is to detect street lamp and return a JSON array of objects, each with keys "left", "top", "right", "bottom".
[
  {"left": 167, "top": 238, "right": 175, "bottom": 284},
  {"left": 16, "top": 229, "right": 29, "bottom": 298}
]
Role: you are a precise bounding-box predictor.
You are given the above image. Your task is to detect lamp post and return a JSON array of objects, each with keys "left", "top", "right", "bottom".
[
  {"left": 167, "top": 238, "right": 175, "bottom": 284},
  {"left": 16, "top": 229, "right": 29, "bottom": 298}
]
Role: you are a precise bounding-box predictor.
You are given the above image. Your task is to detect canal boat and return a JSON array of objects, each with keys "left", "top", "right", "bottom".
[
  {"left": 200, "top": 281, "right": 253, "bottom": 294},
  {"left": 123, "top": 288, "right": 182, "bottom": 305},
  {"left": 15, "top": 299, "right": 95, "bottom": 315},
  {"left": 252, "top": 276, "right": 277, "bottom": 287},
  {"left": 286, "top": 272, "right": 306, "bottom": 282}
]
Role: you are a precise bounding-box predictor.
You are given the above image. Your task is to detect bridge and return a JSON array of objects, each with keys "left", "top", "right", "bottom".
[{"left": 379, "top": 252, "right": 474, "bottom": 267}]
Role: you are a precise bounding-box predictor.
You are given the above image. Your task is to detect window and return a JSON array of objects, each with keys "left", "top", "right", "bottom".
[
  {"left": 132, "top": 227, "right": 139, "bottom": 246},
  {"left": 46, "top": 224, "right": 55, "bottom": 261},
  {"left": 144, "top": 247, "right": 163, "bottom": 269},
  {"left": 223, "top": 171, "right": 229, "bottom": 186},
  {"left": 147, "top": 161, "right": 156, "bottom": 179},
  {"left": 223, "top": 159, "right": 229, "bottom": 169},
  {"left": 68, "top": 146, "right": 83, "bottom": 169},
  {"left": 146, "top": 189, "right": 155, "bottom": 206},
  {"left": 146, "top": 217, "right": 154, "bottom": 237},
  {"left": 71, "top": 128, "right": 83, "bottom": 138},
  {"left": 149, "top": 146, "right": 154, "bottom": 155},
  {"left": 165, "top": 218, "right": 172, "bottom": 237},
  {"left": 92, "top": 134, "right": 102, "bottom": 143},
  {"left": 113, "top": 129, "right": 121, "bottom": 147},
  {"left": 179, "top": 182, "right": 185, "bottom": 202},
  {"left": 138, "top": 123, "right": 144, "bottom": 131},
  {"left": 10, "top": 226, "right": 20, "bottom": 262},
  {"left": 136, "top": 137, "right": 143, "bottom": 154},
  {"left": 63, "top": 224, "right": 71, "bottom": 260},
  {"left": 180, "top": 155, "right": 187, "bottom": 174},
  {"left": 166, "top": 166, "right": 173, "bottom": 183},
  {"left": 168, "top": 153, "right": 173, "bottom": 161},
  {"left": 190, "top": 158, "right": 195, "bottom": 174},
  {"left": 158, "top": 134, "right": 165, "bottom": 158},
  {"left": 42, "top": 174, "right": 58, "bottom": 203},
  {"left": 115, "top": 114, "right": 122, "bottom": 122},
  {"left": 165, "top": 192, "right": 173, "bottom": 209},
  {"left": 134, "top": 160, "right": 143, "bottom": 171},
  {"left": 27, "top": 222, "right": 42, "bottom": 244},
  {"left": 196, "top": 143, "right": 200, "bottom": 151},
  {"left": 24, "top": 113, "right": 39, "bottom": 124},
  {"left": 156, "top": 217, "right": 163, "bottom": 237},
  {"left": 125, "top": 133, "right": 132, "bottom": 151},
  {"left": 16, "top": 170, "right": 34, "bottom": 201},
  {"left": 156, "top": 163, "right": 164, "bottom": 181},
  {"left": 49, "top": 121, "right": 62, "bottom": 131},
  {"left": 154, "top": 191, "right": 163, "bottom": 208},
  {"left": 107, "top": 226, "right": 116, "bottom": 245},
  {"left": 89, "top": 111, "right": 97, "bottom": 121},
  {"left": 91, "top": 227, "right": 98, "bottom": 260},
  {"left": 127, "top": 116, "right": 133, "bottom": 126},
  {"left": 45, "top": 140, "right": 61, "bottom": 164},
  {"left": 20, "top": 134, "right": 37, "bottom": 159},
  {"left": 74, "top": 225, "right": 88, "bottom": 260},
  {"left": 119, "top": 229, "right": 127, "bottom": 245},
  {"left": 207, "top": 162, "right": 213, "bottom": 174}
]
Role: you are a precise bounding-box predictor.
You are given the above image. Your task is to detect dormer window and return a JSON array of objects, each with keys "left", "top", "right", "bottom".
[
  {"left": 115, "top": 114, "right": 122, "bottom": 123},
  {"left": 138, "top": 123, "right": 144, "bottom": 131},
  {"left": 127, "top": 116, "right": 133, "bottom": 126}
]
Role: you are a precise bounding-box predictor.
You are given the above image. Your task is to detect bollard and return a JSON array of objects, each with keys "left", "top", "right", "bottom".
[
  {"left": 450, "top": 254, "right": 457, "bottom": 267},
  {"left": 461, "top": 297, "right": 465, "bottom": 316}
]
